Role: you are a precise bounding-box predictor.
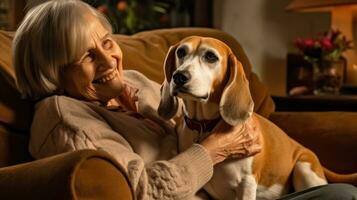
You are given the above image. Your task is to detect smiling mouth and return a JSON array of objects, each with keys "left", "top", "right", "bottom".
[{"left": 93, "top": 70, "right": 118, "bottom": 84}]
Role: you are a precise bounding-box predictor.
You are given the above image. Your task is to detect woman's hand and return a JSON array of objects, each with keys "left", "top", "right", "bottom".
[{"left": 200, "top": 117, "right": 261, "bottom": 165}]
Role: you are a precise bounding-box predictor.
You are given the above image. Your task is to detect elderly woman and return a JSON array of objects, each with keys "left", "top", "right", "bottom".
[{"left": 13, "top": 0, "right": 261, "bottom": 199}]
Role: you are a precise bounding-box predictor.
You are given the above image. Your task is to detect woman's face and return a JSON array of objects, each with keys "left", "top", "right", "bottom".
[{"left": 61, "top": 16, "right": 124, "bottom": 105}]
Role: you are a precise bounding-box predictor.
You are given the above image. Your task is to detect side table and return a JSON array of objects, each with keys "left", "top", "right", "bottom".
[{"left": 272, "top": 95, "right": 357, "bottom": 112}]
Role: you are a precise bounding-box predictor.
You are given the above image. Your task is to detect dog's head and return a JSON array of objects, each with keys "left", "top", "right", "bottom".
[{"left": 158, "top": 36, "right": 254, "bottom": 126}]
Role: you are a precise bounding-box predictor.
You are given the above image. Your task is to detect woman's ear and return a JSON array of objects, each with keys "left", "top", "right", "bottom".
[{"left": 220, "top": 54, "right": 254, "bottom": 126}]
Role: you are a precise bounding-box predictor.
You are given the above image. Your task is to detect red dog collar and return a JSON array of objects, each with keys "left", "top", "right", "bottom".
[{"left": 184, "top": 115, "right": 221, "bottom": 133}]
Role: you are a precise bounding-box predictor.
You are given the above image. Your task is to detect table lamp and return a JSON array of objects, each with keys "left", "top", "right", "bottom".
[{"left": 286, "top": 0, "right": 357, "bottom": 86}]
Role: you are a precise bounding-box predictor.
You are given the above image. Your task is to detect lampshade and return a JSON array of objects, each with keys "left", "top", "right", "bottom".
[{"left": 286, "top": 0, "right": 357, "bottom": 11}]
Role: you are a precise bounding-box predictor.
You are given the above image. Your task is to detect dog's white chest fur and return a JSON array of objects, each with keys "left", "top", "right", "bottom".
[{"left": 205, "top": 157, "right": 256, "bottom": 200}]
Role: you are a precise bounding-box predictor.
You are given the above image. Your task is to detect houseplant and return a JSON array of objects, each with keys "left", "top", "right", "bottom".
[
  {"left": 85, "top": 0, "right": 172, "bottom": 34},
  {"left": 84, "top": 0, "right": 193, "bottom": 35},
  {"left": 295, "top": 29, "right": 352, "bottom": 94}
]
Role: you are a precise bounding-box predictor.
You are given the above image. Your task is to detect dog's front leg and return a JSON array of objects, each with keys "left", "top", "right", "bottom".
[{"left": 236, "top": 175, "right": 257, "bottom": 200}]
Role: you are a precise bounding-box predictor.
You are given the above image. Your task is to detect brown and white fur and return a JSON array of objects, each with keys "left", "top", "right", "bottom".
[{"left": 158, "top": 36, "right": 327, "bottom": 200}]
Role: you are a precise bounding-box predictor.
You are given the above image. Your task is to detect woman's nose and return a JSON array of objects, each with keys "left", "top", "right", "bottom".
[{"left": 96, "top": 51, "right": 116, "bottom": 71}]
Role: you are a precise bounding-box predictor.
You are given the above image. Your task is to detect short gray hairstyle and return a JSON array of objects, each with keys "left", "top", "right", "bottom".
[{"left": 13, "top": 0, "right": 112, "bottom": 100}]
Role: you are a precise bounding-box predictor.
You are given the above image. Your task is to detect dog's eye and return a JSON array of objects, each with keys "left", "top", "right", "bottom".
[
  {"left": 176, "top": 47, "right": 186, "bottom": 59},
  {"left": 204, "top": 51, "right": 218, "bottom": 63}
]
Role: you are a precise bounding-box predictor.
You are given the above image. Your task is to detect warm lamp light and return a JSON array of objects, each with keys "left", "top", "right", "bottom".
[{"left": 286, "top": 0, "right": 357, "bottom": 85}]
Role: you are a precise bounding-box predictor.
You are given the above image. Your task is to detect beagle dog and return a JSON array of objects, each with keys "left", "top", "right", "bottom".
[{"left": 158, "top": 36, "right": 328, "bottom": 200}]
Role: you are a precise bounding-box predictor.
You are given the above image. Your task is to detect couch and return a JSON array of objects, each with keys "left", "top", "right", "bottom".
[{"left": 0, "top": 27, "right": 356, "bottom": 199}]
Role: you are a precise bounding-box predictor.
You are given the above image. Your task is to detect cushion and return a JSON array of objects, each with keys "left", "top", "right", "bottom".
[
  {"left": 0, "top": 31, "right": 33, "bottom": 132},
  {"left": 270, "top": 111, "right": 357, "bottom": 174}
]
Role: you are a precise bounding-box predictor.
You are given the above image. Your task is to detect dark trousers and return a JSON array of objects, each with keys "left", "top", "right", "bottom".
[{"left": 278, "top": 184, "right": 357, "bottom": 200}]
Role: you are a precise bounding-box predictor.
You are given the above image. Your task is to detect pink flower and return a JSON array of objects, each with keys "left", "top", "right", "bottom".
[
  {"left": 117, "top": 1, "right": 128, "bottom": 11},
  {"left": 303, "top": 39, "right": 315, "bottom": 48},
  {"left": 320, "top": 38, "right": 333, "bottom": 51},
  {"left": 295, "top": 38, "right": 307, "bottom": 49},
  {"left": 97, "top": 5, "right": 108, "bottom": 14}
]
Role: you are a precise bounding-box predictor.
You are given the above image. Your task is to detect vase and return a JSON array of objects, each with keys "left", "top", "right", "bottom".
[{"left": 313, "top": 59, "right": 345, "bottom": 95}]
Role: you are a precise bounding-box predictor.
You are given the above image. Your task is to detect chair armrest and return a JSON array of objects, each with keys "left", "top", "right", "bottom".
[
  {"left": 0, "top": 149, "right": 133, "bottom": 200},
  {"left": 269, "top": 111, "right": 357, "bottom": 174}
]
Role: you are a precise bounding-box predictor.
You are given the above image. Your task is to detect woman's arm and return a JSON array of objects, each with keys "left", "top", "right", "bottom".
[{"left": 30, "top": 122, "right": 213, "bottom": 200}]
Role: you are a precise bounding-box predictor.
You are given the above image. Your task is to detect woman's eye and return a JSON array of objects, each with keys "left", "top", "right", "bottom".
[
  {"left": 204, "top": 51, "right": 218, "bottom": 63},
  {"left": 176, "top": 47, "right": 186, "bottom": 59},
  {"left": 103, "top": 39, "right": 112, "bottom": 49},
  {"left": 83, "top": 52, "right": 95, "bottom": 63}
]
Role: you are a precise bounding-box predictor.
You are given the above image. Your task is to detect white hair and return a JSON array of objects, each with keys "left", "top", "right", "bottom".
[{"left": 13, "top": 0, "right": 112, "bottom": 100}]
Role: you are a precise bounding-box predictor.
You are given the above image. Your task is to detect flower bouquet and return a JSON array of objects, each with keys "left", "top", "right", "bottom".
[
  {"left": 294, "top": 29, "right": 353, "bottom": 94},
  {"left": 295, "top": 29, "right": 352, "bottom": 63}
]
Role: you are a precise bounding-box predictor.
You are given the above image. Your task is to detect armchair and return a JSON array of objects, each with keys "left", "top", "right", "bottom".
[{"left": 0, "top": 27, "right": 356, "bottom": 199}]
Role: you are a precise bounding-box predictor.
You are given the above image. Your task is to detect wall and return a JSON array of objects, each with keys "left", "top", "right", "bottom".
[{"left": 213, "top": 0, "right": 330, "bottom": 96}]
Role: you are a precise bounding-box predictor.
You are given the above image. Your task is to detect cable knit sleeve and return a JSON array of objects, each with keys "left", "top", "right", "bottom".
[
  {"left": 29, "top": 95, "right": 213, "bottom": 200},
  {"left": 31, "top": 122, "right": 213, "bottom": 200},
  {"left": 140, "top": 144, "right": 213, "bottom": 199}
]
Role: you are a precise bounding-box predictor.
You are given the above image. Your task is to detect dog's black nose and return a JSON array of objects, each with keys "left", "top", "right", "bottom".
[{"left": 173, "top": 71, "right": 190, "bottom": 86}]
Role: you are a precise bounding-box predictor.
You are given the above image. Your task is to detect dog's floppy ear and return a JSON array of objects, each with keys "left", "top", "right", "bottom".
[
  {"left": 158, "top": 44, "right": 179, "bottom": 119},
  {"left": 220, "top": 54, "right": 254, "bottom": 126},
  {"left": 163, "top": 44, "right": 179, "bottom": 83},
  {"left": 158, "top": 81, "right": 179, "bottom": 119}
]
